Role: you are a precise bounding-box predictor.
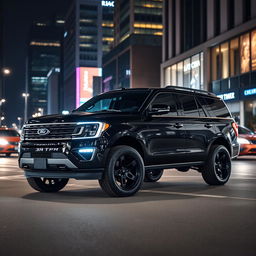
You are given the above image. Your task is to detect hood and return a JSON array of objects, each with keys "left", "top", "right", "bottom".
[{"left": 27, "top": 111, "right": 140, "bottom": 124}]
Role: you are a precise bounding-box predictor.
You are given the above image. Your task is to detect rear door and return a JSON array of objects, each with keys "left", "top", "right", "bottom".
[{"left": 175, "top": 93, "right": 215, "bottom": 162}]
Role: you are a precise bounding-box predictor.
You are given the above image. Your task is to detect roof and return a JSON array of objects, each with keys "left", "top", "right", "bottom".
[{"left": 107, "top": 86, "right": 216, "bottom": 97}]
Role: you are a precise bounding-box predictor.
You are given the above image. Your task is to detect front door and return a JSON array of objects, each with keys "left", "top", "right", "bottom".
[{"left": 143, "top": 92, "right": 188, "bottom": 166}]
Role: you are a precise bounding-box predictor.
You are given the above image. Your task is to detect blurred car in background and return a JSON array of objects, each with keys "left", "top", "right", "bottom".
[
  {"left": 237, "top": 126, "right": 256, "bottom": 156},
  {"left": 0, "top": 128, "right": 20, "bottom": 156}
]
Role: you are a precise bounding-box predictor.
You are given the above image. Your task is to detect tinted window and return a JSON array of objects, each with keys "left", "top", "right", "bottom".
[
  {"left": 150, "top": 93, "right": 178, "bottom": 117},
  {"left": 238, "top": 126, "right": 254, "bottom": 135},
  {"left": 197, "top": 96, "right": 231, "bottom": 118},
  {"left": 0, "top": 130, "right": 20, "bottom": 137},
  {"left": 177, "top": 94, "right": 200, "bottom": 117},
  {"left": 76, "top": 90, "right": 150, "bottom": 113}
]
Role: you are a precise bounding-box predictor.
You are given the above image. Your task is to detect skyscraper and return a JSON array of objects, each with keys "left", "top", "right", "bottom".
[
  {"left": 102, "top": 0, "right": 163, "bottom": 91},
  {"left": 27, "top": 22, "right": 63, "bottom": 117},
  {"left": 63, "top": 0, "right": 104, "bottom": 110}
]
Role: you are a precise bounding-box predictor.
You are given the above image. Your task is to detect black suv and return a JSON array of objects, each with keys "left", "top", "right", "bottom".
[{"left": 19, "top": 86, "right": 239, "bottom": 197}]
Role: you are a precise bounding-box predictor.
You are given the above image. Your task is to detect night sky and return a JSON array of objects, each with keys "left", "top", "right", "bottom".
[{"left": 3, "top": 0, "right": 71, "bottom": 126}]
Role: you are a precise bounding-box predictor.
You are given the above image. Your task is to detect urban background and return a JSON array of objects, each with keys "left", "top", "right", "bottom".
[{"left": 1, "top": 0, "right": 256, "bottom": 131}]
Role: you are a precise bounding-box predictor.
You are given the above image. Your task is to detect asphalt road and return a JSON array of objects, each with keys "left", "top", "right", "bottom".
[{"left": 0, "top": 155, "right": 255, "bottom": 256}]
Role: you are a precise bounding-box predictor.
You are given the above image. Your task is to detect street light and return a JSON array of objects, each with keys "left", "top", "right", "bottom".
[
  {"left": 22, "top": 93, "right": 29, "bottom": 123},
  {"left": 0, "top": 99, "right": 6, "bottom": 117},
  {"left": 2, "top": 68, "right": 11, "bottom": 76},
  {"left": 0, "top": 116, "right": 5, "bottom": 127}
]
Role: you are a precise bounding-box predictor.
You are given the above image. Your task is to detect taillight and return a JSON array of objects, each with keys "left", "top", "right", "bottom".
[{"left": 232, "top": 122, "right": 238, "bottom": 137}]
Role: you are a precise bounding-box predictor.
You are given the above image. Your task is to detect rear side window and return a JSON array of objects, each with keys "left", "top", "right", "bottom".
[
  {"left": 197, "top": 96, "right": 231, "bottom": 118},
  {"left": 176, "top": 94, "right": 200, "bottom": 117},
  {"left": 150, "top": 93, "right": 178, "bottom": 116}
]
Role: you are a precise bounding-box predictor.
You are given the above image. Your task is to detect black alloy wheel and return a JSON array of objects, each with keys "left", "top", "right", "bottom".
[
  {"left": 144, "top": 169, "right": 163, "bottom": 182},
  {"left": 99, "top": 146, "right": 144, "bottom": 197},
  {"left": 202, "top": 145, "right": 231, "bottom": 185},
  {"left": 27, "top": 177, "right": 69, "bottom": 192}
]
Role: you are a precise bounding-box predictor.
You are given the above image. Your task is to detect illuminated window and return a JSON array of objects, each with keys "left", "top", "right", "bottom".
[
  {"left": 212, "top": 46, "right": 220, "bottom": 81},
  {"left": 191, "top": 55, "right": 200, "bottom": 89},
  {"left": 251, "top": 30, "right": 256, "bottom": 71},
  {"left": 165, "top": 67, "right": 171, "bottom": 86},
  {"left": 184, "top": 58, "right": 191, "bottom": 88},
  {"left": 230, "top": 38, "right": 239, "bottom": 76},
  {"left": 177, "top": 62, "right": 183, "bottom": 86},
  {"left": 30, "top": 41, "right": 60, "bottom": 47},
  {"left": 240, "top": 33, "right": 250, "bottom": 73},
  {"left": 171, "top": 65, "right": 177, "bottom": 86},
  {"left": 221, "top": 42, "right": 229, "bottom": 79}
]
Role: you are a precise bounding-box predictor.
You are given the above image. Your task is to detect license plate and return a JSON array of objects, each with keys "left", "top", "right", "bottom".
[
  {"left": 34, "top": 158, "right": 47, "bottom": 169},
  {"left": 35, "top": 148, "right": 61, "bottom": 153}
]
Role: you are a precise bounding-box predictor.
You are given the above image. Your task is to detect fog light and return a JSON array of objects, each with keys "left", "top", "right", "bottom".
[
  {"left": 79, "top": 148, "right": 94, "bottom": 153},
  {"left": 78, "top": 147, "right": 95, "bottom": 160}
]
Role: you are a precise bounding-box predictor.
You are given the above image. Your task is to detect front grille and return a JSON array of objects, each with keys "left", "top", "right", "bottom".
[{"left": 23, "top": 123, "right": 77, "bottom": 141}]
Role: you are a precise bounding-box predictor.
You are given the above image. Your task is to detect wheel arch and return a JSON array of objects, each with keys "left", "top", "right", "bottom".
[
  {"left": 110, "top": 136, "right": 145, "bottom": 161},
  {"left": 208, "top": 136, "right": 232, "bottom": 155}
]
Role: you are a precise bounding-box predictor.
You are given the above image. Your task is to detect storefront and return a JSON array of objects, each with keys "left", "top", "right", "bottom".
[
  {"left": 216, "top": 87, "right": 256, "bottom": 131},
  {"left": 164, "top": 52, "right": 204, "bottom": 90},
  {"left": 211, "top": 28, "right": 256, "bottom": 131}
]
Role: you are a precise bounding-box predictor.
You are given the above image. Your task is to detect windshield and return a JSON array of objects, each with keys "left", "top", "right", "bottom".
[
  {"left": 238, "top": 126, "right": 254, "bottom": 135},
  {"left": 0, "top": 130, "right": 20, "bottom": 137},
  {"left": 75, "top": 90, "right": 150, "bottom": 113}
]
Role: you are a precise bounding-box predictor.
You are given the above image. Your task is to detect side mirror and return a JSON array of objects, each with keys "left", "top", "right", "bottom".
[{"left": 148, "top": 104, "right": 170, "bottom": 115}]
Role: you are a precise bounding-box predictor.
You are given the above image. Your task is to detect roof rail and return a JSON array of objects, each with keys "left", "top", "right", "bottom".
[{"left": 165, "top": 85, "right": 216, "bottom": 97}]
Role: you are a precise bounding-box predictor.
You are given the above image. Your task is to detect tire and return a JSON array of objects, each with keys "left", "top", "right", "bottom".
[
  {"left": 144, "top": 169, "right": 163, "bottom": 182},
  {"left": 202, "top": 145, "right": 231, "bottom": 185},
  {"left": 177, "top": 167, "right": 190, "bottom": 172},
  {"left": 99, "top": 145, "right": 144, "bottom": 197},
  {"left": 27, "top": 177, "right": 69, "bottom": 192},
  {"left": 5, "top": 153, "right": 11, "bottom": 157}
]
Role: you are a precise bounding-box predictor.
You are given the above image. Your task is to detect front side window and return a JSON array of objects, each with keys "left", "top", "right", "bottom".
[
  {"left": 150, "top": 93, "right": 178, "bottom": 117},
  {"left": 177, "top": 94, "right": 200, "bottom": 117},
  {"left": 75, "top": 90, "right": 150, "bottom": 113}
]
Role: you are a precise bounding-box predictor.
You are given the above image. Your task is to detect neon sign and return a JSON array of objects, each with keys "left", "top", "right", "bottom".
[
  {"left": 102, "top": 1, "right": 114, "bottom": 7},
  {"left": 76, "top": 67, "right": 102, "bottom": 107},
  {"left": 217, "top": 92, "right": 236, "bottom": 101},
  {"left": 244, "top": 88, "right": 256, "bottom": 96}
]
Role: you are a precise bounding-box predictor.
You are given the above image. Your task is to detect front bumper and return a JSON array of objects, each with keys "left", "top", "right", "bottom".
[
  {"left": 19, "top": 139, "right": 109, "bottom": 180},
  {"left": 239, "top": 144, "right": 256, "bottom": 155},
  {"left": 0, "top": 145, "right": 18, "bottom": 153}
]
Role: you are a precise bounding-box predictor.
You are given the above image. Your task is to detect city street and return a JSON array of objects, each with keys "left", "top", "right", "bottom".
[{"left": 0, "top": 155, "right": 255, "bottom": 256}]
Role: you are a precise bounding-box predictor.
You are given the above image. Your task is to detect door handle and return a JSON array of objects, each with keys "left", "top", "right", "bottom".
[
  {"left": 205, "top": 124, "right": 213, "bottom": 129},
  {"left": 174, "top": 123, "right": 183, "bottom": 129}
]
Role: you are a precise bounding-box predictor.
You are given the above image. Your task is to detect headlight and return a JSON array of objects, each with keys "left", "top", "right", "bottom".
[
  {"left": 72, "top": 122, "right": 110, "bottom": 139},
  {"left": 237, "top": 137, "right": 251, "bottom": 145},
  {"left": 0, "top": 138, "right": 9, "bottom": 145}
]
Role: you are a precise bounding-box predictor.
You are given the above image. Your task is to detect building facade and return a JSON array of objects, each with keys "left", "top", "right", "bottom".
[
  {"left": 161, "top": 0, "right": 256, "bottom": 130},
  {"left": 47, "top": 68, "right": 61, "bottom": 115},
  {"left": 102, "top": 0, "right": 163, "bottom": 91},
  {"left": 28, "top": 23, "right": 63, "bottom": 117},
  {"left": 63, "top": 0, "right": 115, "bottom": 110}
]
